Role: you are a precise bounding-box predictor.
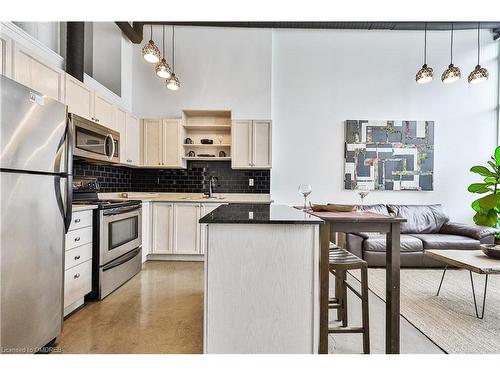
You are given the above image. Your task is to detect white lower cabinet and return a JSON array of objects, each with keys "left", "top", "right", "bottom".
[
  {"left": 141, "top": 202, "right": 151, "bottom": 262},
  {"left": 173, "top": 203, "right": 200, "bottom": 255},
  {"left": 150, "top": 202, "right": 224, "bottom": 257},
  {"left": 64, "top": 209, "right": 93, "bottom": 316},
  {"left": 151, "top": 202, "right": 174, "bottom": 254},
  {"left": 200, "top": 203, "right": 223, "bottom": 254}
]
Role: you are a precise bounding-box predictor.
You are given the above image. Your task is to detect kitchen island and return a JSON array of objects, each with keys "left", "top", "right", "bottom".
[{"left": 199, "top": 204, "right": 324, "bottom": 353}]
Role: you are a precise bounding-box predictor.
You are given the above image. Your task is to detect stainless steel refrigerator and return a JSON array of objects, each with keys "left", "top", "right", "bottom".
[{"left": 0, "top": 76, "right": 73, "bottom": 353}]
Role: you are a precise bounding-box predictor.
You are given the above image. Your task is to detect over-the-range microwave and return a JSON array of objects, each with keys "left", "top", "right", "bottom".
[{"left": 70, "top": 113, "right": 120, "bottom": 163}]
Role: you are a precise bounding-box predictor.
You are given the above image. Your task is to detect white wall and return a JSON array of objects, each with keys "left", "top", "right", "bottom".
[
  {"left": 13, "top": 22, "right": 60, "bottom": 54},
  {"left": 92, "top": 22, "right": 122, "bottom": 97},
  {"left": 132, "top": 26, "right": 272, "bottom": 119},
  {"left": 271, "top": 29, "right": 499, "bottom": 223}
]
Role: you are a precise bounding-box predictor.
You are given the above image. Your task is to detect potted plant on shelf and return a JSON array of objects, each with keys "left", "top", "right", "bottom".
[{"left": 468, "top": 146, "right": 500, "bottom": 243}]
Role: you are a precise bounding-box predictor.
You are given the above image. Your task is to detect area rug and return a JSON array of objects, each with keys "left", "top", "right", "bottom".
[{"left": 353, "top": 268, "right": 500, "bottom": 354}]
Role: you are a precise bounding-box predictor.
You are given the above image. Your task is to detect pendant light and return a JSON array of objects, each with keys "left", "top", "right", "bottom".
[
  {"left": 468, "top": 23, "right": 489, "bottom": 84},
  {"left": 441, "top": 22, "right": 461, "bottom": 83},
  {"left": 416, "top": 23, "right": 433, "bottom": 84},
  {"left": 155, "top": 25, "right": 172, "bottom": 79},
  {"left": 142, "top": 24, "right": 160, "bottom": 64},
  {"left": 166, "top": 26, "right": 180, "bottom": 91}
]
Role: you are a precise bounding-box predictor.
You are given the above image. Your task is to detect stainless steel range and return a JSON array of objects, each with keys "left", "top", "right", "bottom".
[{"left": 72, "top": 177, "right": 142, "bottom": 300}]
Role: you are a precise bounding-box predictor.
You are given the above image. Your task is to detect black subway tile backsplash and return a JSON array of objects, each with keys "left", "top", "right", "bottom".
[{"left": 73, "top": 159, "right": 270, "bottom": 194}]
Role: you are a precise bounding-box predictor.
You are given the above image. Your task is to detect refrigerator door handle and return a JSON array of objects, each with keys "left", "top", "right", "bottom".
[
  {"left": 55, "top": 117, "right": 73, "bottom": 233},
  {"left": 64, "top": 117, "right": 73, "bottom": 232}
]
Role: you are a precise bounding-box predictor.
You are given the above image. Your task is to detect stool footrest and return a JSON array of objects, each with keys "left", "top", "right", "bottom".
[{"left": 329, "top": 326, "right": 365, "bottom": 334}]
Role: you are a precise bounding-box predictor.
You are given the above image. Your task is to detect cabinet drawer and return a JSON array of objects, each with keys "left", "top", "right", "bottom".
[
  {"left": 64, "top": 260, "right": 92, "bottom": 308},
  {"left": 69, "top": 210, "right": 92, "bottom": 231},
  {"left": 65, "top": 243, "right": 92, "bottom": 270},
  {"left": 66, "top": 226, "right": 92, "bottom": 250}
]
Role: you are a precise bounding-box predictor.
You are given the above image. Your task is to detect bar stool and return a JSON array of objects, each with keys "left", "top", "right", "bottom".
[{"left": 328, "top": 244, "right": 370, "bottom": 354}]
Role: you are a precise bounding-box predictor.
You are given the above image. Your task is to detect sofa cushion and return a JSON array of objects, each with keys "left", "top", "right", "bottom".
[
  {"left": 355, "top": 204, "right": 390, "bottom": 215},
  {"left": 409, "top": 234, "right": 480, "bottom": 250},
  {"left": 362, "top": 233, "right": 424, "bottom": 253},
  {"left": 387, "top": 204, "right": 449, "bottom": 234}
]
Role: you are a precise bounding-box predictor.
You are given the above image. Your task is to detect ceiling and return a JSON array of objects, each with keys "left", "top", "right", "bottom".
[{"left": 116, "top": 21, "right": 500, "bottom": 43}]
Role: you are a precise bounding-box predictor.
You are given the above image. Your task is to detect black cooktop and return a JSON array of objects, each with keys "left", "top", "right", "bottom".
[{"left": 72, "top": 198, "right": 142, "bottom": 210}]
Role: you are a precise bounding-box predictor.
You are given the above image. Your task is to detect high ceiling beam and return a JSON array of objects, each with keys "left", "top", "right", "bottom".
[
  {"left": 116, "top": 22, "right": 144, "bottom": 43},
  {"left": 117, "top": 21, "right": 500, "bottom": 44}
]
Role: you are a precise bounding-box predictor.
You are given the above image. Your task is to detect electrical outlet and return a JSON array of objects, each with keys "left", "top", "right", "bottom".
[{"left": 249, "top": 178, "right": 254, "bottom": 187}]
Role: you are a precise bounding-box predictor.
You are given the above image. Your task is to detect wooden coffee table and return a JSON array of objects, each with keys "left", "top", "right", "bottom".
[{"left": 424, "top": 249, "right": 500, "bottom": 319}]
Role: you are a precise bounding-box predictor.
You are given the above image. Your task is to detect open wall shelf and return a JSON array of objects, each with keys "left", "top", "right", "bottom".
[{"left": 182, "top": 110, "right": 232, "bottom": 160}]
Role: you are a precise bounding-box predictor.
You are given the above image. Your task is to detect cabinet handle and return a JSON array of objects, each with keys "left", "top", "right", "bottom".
[
  {"left": 74, "top": 218, "right": 81, "bottom": 223},
  {"left": 74, "top": 255, "right": 81, "bottom": 260},
  {"left": 74, "top": 273, "right": 80, "bottom": 279},
  {"left": 127, "top": 159, "right": 132, "bottom": 163},
  {"left": 74, "top": 237, "right": 80, "bottom": 242}
]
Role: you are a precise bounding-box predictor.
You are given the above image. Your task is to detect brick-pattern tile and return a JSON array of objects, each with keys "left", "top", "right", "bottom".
[{"left": 73, "top": 160, "right": 270, "bottom": 194}]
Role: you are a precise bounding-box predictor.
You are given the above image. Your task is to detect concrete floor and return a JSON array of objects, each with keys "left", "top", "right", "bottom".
[{"left": 57, "top": 261, "right": 443, "bottom": 354}]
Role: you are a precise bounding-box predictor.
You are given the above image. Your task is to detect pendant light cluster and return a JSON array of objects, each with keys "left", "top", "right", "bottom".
[
  {"left": 142, "top": 24, "right": 180, "bottom": 91},
  {"left": 416, "top": 22, "right": 489, "bottom": 85}
]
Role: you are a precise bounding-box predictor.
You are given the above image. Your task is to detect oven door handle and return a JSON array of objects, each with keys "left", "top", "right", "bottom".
[
  {"left": 102, "top": 247, "right": 141, "bottom": 272},
  {"left": 103, "top": 205, "right": 141, "bottom": 216}
]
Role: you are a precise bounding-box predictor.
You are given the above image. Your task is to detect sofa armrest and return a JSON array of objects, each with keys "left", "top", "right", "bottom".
[
  {"left": 439, "top": 221, "right": 498, "bottom": 240},
  {"left": 350, "top": 232, "right": 370, "bottom": 239}
]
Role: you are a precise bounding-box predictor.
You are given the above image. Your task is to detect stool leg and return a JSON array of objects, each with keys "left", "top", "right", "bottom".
[
  {"left": 334, "top": 271, "right": 342, "bottom": 321},
  {"left": 341, "top": 270, "right": 348, "bottom": 327},
  {"left": 361, "top": 265, "right": 370, "bottom": 354}
]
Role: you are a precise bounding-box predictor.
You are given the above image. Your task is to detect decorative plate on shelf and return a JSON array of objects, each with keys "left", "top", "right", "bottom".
[{"left": 480, "top": 244, "right": 500, "bottom": 260}]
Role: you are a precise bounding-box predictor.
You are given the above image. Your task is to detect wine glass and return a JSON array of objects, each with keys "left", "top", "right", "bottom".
[
  {"left": 298, "top": 184, "right": 312, "bottom": 210},
  {"left": 354, "top": 185, "right": 370, "bottom": 211},
  {"left": 218, "top": 135, "right": 224, "bottom": 144}
]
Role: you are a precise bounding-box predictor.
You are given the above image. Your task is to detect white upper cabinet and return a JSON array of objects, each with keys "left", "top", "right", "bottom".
[
  {"left": 13, "top": 44, "right": 64, "bottom": 101},
  {"left": 163, "top": 119, "right": 182, "bottom": 167},
  {"left": 125, "top": 113, "right": 140, "bottom": 166},
  {"left": 65, "top": 74, "right": 94, "bottom": 119},
  {"left": 142, "top": 118, "right": 183, "bottom": 168},
  {"left": 114, "top": 107, "right": 127, "bottom": 163},
  {"left": 173, "top": 203, "right": 200, "bottom": 255},
  {"left": 93, "top": 93, "right": 115, "bottom": 129},
  {"left": 143, "top": 119, "right": 163, "bottom": 167},
  {"left": 252, "top": 121, "right": 272, "bottom": 168},
  {"left": 232, "top": 120, "right": 272, "bottom": 169},
  {"left": 231, "top": 120, "right": 252, "bottom": 168},
  {"left": 0, "top": 35, "right": 12, "bottom": 78}
]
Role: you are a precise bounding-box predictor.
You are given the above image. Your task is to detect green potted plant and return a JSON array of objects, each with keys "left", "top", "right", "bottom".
[{"left": 468, "top": 146, "right": 500, "bottom": 242}]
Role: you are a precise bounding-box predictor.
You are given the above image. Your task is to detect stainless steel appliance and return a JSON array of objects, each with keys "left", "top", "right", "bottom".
[
  {"left": 0, "top": 76, "right": 72, "bottom": 353},
  {"left": 72, "top": 178, "right": 142, "bottom": 300},
  {"left": 71, "top": 113, "right": 120, "bottom": 163}
]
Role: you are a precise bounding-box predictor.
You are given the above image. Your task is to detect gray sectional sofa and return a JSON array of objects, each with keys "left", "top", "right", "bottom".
[{"left": 345, "top": 204, "right": 497, "bottom": 267}]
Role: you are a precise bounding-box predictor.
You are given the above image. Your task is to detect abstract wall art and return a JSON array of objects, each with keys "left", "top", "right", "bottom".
[{"left": 344, "top": 120, "right": 434, "bottom": 191}]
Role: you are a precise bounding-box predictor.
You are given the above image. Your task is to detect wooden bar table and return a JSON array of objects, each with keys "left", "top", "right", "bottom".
[{"left": 301, "top": 209, "right": 406, "bottom": 354}]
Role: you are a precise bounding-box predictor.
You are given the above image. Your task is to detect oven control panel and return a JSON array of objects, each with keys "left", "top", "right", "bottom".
[{"left": 73, "top": 177, "right": 100, "bottom": 192}]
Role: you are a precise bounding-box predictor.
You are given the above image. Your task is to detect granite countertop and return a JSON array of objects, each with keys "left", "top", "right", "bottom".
[
  {"left": 72, "top": 204, "right": 98, "bottom": 212},
  {"left": 98, "top": 192, "right": 272, "bottom": 204},
  {"left": 199, "top": 204, "right": 325, "bottom": 224}
]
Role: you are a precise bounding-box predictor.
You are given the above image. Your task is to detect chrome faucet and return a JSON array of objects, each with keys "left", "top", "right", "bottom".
[{"left": 208, "top": 176, "right": 218, "bottom": 198}]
